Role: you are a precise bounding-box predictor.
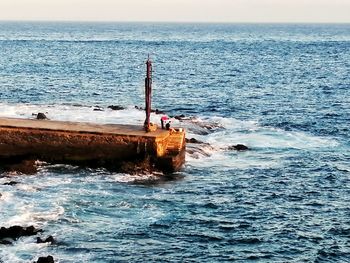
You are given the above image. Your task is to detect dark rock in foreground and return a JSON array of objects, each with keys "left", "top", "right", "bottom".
[
  {"left": 108, "top": 105, "right": 125, "bottom": 111},
  {"left": 0, "top": 238, "right": 13, "bottom": 245},
  {"left": 37, "top": 236, "right": 55, "bottom": 244},
  {"left": 35, "top": 256, "right": 55, "bottom": 263},
  {"left": 228, "top": 144, "right": 249, "bottom": 151},
  {"left": 0, "top": 225, "right": 42, "bottom": 242},
  {"left": 36, "top": 113, "right": 48, "bottom": 120}
]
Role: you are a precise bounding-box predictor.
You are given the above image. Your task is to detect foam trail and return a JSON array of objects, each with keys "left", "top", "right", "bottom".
[{"left": 181, "top": 115, "right": 339, "bottom": 169}]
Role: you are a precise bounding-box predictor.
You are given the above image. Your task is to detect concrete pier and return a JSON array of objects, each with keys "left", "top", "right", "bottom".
[{"left": 0, "top": 117, "right": 186, "bottom": 173}]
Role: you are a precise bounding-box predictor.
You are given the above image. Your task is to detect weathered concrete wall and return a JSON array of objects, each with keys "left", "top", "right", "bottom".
[
  {"left": 0, "top": 118, "right": 186, "bottom": 173},
  {"left": 0, "top": 127, "right": 154, "bottom": 163}
]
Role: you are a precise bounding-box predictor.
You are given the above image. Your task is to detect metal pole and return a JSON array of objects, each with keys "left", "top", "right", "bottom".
[{"left": 144, "top": 56, "right": 152, "bottom": 131}]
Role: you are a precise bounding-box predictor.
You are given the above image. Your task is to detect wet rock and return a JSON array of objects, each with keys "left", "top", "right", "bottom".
[
  {"left": 6, "top": 160, "right": 38, "bottom": 175},
  {"left": 0, "top": 238, "right": 13, "bottom": 245},
  {"left": 36, "top": 113, "right": 48, "bottom": 120},
  {"left": 228, "top": 144, "right": 249, "bottom": 151},
  {"left": 108, "top": 105, "right": 125, "bottom": 111},
  {"left": 0, "top": 225, "right": 42, "bottom": 241},
  {"left": 93, "top": 106, "right": 104, "bottom": 111},
  {"left": 151, "top": 109, "right": 165, "bottom": 115},
  {"left": 135, "top": 105, "right": 143, "bottom": 110},
  {"left": 186, "top": 141, "right": 214, "bottom": 159},
  {"left": 35, "top": 256, "right": 55, "bottom": 263},
  {"left": 174, "top": 114, "right": 186, "bottom": 120},
  {"left": 119, "top": 157, "right": 156, "bottom": 175},
  {"left": 37, "top": 236, "right": 55, "bottom": 244},
  {"left": 186, "top": 138, "right": 204, "bottom": 144},
  {"left": 3, "top": 181, "right": 18, "bottom": 186}
]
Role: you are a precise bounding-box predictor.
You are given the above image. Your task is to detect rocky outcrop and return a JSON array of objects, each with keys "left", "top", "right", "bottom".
[
  {"left": 35, "top": 256, "right": 55, "bottom": 263},
  {"left": 3, "top": 181, "right": 19, "bottom": 186},
  {"left": 152, "top": 109, "right": 165, "bottom": 115},
  {"left": 93, "top": 106, "right": 104, "bottom": 111},
  {"left": 36, "top": 113, "right": 48, "bottom": 120},
  {"left": 108, "top": 105, "right": 125, "bottom": 111},
  {"left": 174, "top": 114, "right": 186, "bottom": 120},
  {"left": 228, "top": 144, "right": 249, "bottom": 151},
  {"left": 0, "top": 226, "right": 42, "bottom": 244},
  {"left": 36, "top": 236, "right": 55, "bottom": 244},
  {"left": 185, "top": 138, "right": 204, "bottom": 144}
]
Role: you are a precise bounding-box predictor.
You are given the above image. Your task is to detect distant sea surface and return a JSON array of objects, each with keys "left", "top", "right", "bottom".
[{"left": 0, "top": 22, "right": 349, "bottom": 262}]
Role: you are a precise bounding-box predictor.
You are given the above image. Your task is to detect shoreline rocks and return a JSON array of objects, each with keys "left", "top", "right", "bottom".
[
  {"left": 0, "top": 226, "right": 42, "bottom": 244},
  {"left": 228, "top": 144, "right": 249, "bottom": 151},
  {"left": 37, "top": 236, "right": 55, "bottom": 244},
  {"left": 107, "top": 105, "right": 125, "bottom": 111},
  {"left": 186, "top": 138, "right": 204, "bottom": 144},
  {"left": 35, "top": 256, "right": 55, "bottom": 263},
  {"left": 2, "top": 181, "right": 18, "bottom": 186},
  {"left": 36, "top": 113, "right": 48, "bottom": 120}
]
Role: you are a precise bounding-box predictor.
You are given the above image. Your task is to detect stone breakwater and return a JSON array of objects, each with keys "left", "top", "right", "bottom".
[{"left": 0, "top": 117, "right": 185, "bottom": 174}]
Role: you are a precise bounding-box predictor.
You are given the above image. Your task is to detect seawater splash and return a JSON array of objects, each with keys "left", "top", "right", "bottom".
[{"left": 178, "top": 115, "right": 339, "bottom": 170}]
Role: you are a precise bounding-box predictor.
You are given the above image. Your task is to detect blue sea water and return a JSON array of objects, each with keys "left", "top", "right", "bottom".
[{"left": 0, "top": 22, "right": 349, "bottom": 262}]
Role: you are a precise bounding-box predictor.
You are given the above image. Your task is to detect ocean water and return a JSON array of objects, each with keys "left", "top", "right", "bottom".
[{"left": 0, "top": 22, "right": 349, "bottom": 262}]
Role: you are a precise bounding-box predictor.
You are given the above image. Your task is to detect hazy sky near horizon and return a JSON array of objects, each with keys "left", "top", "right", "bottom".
[{"left": 0, "top": 0, "right": 349, "bottom": 23}]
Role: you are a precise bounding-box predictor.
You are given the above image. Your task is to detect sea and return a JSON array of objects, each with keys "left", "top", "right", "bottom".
[{"left": 0, "top": 22, "right": 349, "bottom": 263}]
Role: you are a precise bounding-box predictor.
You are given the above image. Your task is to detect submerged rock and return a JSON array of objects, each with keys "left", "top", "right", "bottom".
[
  {"left": 108, "top": 105, "right": 125, "bottom": 111},
  {"left": 0, "top": 238, "right": 12, "bottom": 245},
  {"left": 174, "top": 114, "right": 186, "bottom": 120},
  {"left": 135, "top": 105, "right": 143, "bottom": 110},
  {"left": 3, "top": 181, "right": 18, "bottom": 186},
  {"left": 36, "top": 113, "right": 48, "bottom": 120},
  {"left": 6, "top": 160, "right": 38, "bottom": 175},
  {"left": 186, "top": 138, "right": 204, "bottom": 144},
  {"left": 93, "top": 106, "right": 104, "bottom": 111},
  {"left": 0, "top": 225, "right": 42, "bottom": 242},
  {"left": 152, "top": 109, "right": 165, "bottom": 115},
  {"left": 35, "top": 256, "right": 55, "bottom": 263},
  {"left": 228, "top": 144, "right": 249, "bottom": 151},
  {"left": 37, "top": 236, "right": 55, "bottom": 244}
]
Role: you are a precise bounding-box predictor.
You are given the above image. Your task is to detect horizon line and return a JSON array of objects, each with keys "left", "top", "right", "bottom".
[{"left": 0, "top": 20, "right": 349, "bottom": 25}]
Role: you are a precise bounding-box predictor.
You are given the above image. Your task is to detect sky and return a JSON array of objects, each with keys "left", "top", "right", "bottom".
[{"left": 0, "top": 0, "right": 349, "bottom": 23}]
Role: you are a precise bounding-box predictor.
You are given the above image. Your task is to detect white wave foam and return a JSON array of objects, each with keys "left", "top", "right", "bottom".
[
  {"left": 110, "top": 172, "right": 163, "bottom": 183},
  {"left": 4, "top": 204, "right": 38, "bottom": 227},
  {"left": 183, "top": 116, "right": 338, "bottom": 150},
  {"left": 3, "top": 206, "right": 65, "bottom": 229},
  {"left": 183, "top": 115, "right": 339, "bottom": 169},
  {"left": 16, "top": 184, "right": 38, "bottom": 192},
  {"left": 0, "top": 191, "right": 13, "bottom": 202},
  {"left": 0, "top": 102, "right": 161, "bottom": 126}
]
